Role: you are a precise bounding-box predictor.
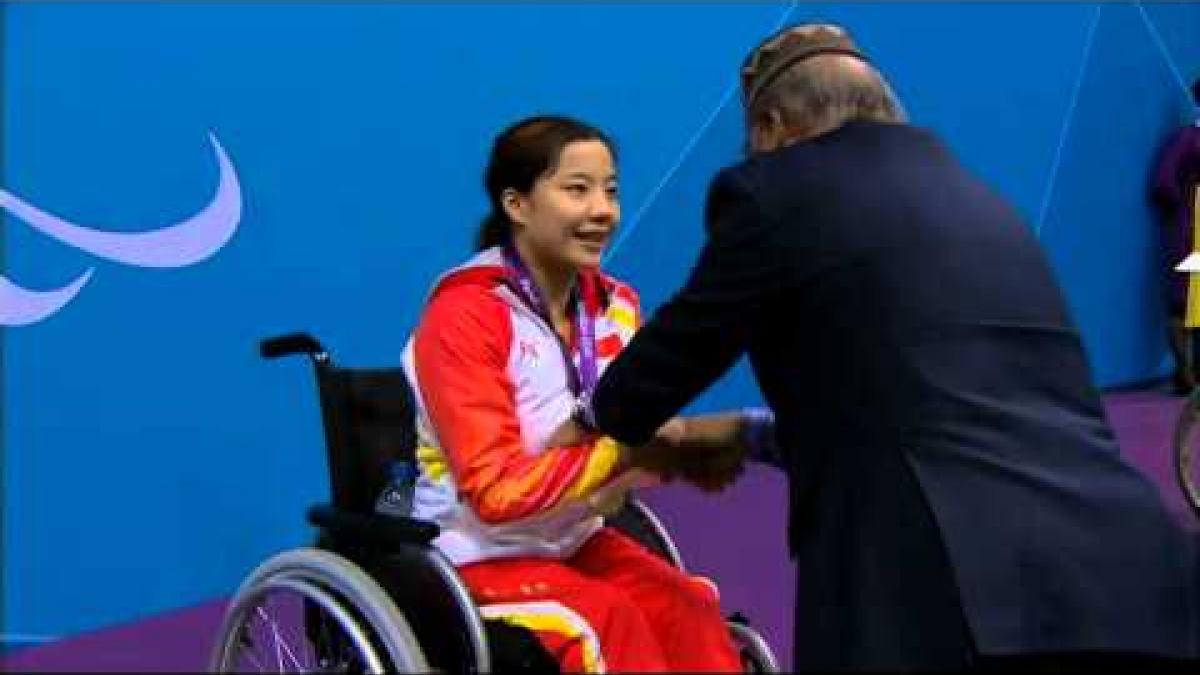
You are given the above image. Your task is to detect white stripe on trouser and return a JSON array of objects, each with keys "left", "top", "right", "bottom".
[{"left": 478, "top": 600, "right": 607, "bottom": 673}]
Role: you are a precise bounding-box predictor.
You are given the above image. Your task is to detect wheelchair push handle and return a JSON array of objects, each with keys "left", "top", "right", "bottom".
[{"left": 259, "top": 332, "right": 329, "bottom": 362}]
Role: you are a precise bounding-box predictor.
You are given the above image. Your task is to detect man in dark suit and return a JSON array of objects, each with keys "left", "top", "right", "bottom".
[{"left": 572, "top": 23, "right": 1199, "bottom": 671}]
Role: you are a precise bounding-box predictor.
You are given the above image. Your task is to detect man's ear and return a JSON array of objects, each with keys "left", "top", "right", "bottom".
[{"left": 749, "top": 108, "right": 786, "bottom": 153}]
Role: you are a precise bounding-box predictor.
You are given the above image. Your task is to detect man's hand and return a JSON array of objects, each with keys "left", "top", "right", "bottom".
[
  {"left": 627, "top": 412, "right": 751, "bottom": 492},
  {"left": 545, "top": 412, "right": 752, "bottom": 492},
  {"left": 624, "top": 417, "right": 688, "bottom": 477}
]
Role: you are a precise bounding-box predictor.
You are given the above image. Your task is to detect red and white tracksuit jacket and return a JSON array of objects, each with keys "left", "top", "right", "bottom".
[
  {"left": 400, "top": 247, "right": 742, "bottom": 672},
  {"left": 401, "top": 246, "right": 650, "bottom": 566}
]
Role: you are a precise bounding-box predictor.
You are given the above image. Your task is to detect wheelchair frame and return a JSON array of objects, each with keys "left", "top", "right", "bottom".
[
  {"left": 1173, "top": 387, "right": 1200, "bottom": 520},
  {"left": 208, "top": 332, "right": 779, "bottom": 673}
]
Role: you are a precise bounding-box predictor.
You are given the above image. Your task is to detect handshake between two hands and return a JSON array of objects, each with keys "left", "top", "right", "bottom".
[{"left": 547, "top": 411, "right": 754, "bottom": 493}]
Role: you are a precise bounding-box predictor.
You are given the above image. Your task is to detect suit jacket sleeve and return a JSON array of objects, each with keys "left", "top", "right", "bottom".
[{"left": 591, "top": 166, "right": 784, "bottom": 445}]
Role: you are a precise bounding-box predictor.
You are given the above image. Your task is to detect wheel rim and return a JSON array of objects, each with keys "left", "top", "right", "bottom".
[
  {"left": 210, "top": 548, "right": 428, "bottom": 673},
  {"left": 214, "top": 576, "right": 385, "bottom": 673},
  {"left": 1174, "top": 390, "right": 1200, "bottom": 519}
]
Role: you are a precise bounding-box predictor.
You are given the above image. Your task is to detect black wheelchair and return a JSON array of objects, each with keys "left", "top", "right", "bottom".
[{"left": 208, "top": 333, "right": 779, "bottom": 673}]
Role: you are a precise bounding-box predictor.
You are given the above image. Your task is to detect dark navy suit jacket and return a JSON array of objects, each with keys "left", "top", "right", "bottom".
[{"left": 592, "top": 120, "right": 1198, "bottom": 669}]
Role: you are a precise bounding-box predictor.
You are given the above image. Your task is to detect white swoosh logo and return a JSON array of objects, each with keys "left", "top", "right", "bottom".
[{"left": 0, "top": 132, "right": 242, "bottom": 326}]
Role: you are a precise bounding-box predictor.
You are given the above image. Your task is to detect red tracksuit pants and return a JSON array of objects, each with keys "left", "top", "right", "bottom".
[{"left": 457, "top": 527, "right": 742, "bottom": 673}]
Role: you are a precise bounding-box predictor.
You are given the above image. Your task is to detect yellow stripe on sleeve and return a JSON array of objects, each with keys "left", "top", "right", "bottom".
[{"left": 564, "top": 437, "right": 623, "bottom": 501}]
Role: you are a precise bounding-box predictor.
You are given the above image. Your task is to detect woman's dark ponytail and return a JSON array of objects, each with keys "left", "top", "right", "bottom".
[{"left": 475, "top": 212, "right": 510, "bottom": 252}]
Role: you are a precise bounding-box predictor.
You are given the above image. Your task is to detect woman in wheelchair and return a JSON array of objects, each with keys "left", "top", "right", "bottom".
[{"left": 398, "top": 115, "right": 746, "bottom": 672}]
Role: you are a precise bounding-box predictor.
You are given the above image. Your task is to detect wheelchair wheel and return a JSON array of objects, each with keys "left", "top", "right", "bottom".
[
  {"left": 1173, "top": 387, "right": 1200, "bottom": 520},
  {"left": 605, "top": 498, "right": 686, "bottom": 570},
  {"left": 727, "top": 619, "right": 780, "bottom": 673},
  {"left": 209, "top": 548, "right": 429, "bottom": 673}
]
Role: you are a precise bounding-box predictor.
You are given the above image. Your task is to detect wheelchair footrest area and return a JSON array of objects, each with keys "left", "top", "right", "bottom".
[{"left": 306, "top": 504, "right": 439, "bottom": 548}]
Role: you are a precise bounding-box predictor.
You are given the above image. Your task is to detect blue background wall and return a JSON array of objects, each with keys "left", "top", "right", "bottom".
[{"left": 4, "top": 0, "right": 1199, "bottom": 654}]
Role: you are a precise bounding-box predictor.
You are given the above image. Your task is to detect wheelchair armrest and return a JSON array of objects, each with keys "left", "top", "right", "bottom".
[
  {"left": 306, "top": 503, "right": 439, "bottom": 548},
  {"left": 260, "top": 333, "right": 327, "bottom": 360}
]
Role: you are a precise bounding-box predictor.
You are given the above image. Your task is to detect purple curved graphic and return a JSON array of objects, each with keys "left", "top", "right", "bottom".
[
  {"left": 0, "top": 133, "right": 241, "bottom": 267},
  {"left": 0, "top": 132, "right": 242, "bottom": 326},
  {"left": 0, "top": 270, "right": 93, "bottom": 327}
]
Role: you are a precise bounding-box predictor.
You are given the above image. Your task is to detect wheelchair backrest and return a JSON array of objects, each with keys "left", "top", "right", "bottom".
[{"left": 313, "top": 365, "right": 418, "bottom": 514}]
